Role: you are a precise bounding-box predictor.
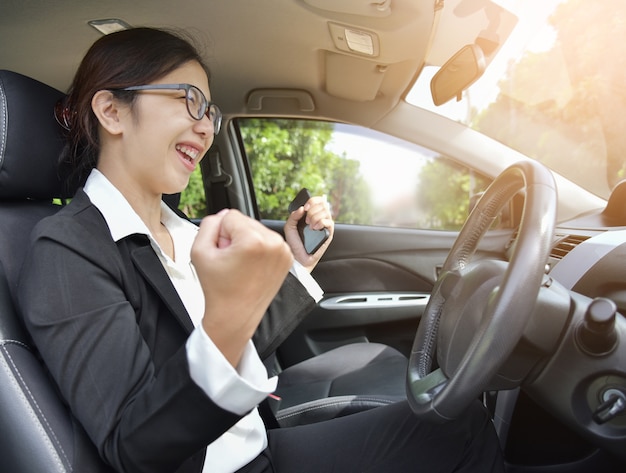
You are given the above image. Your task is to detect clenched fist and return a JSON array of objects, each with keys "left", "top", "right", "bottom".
[{"left": 191, "top": 209, "right": 293, "bottom": 366}]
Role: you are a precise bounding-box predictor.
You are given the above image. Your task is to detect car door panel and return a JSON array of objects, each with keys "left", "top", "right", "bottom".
[{"left": 264, "top": 220, "right": 512, "bottom": 367}]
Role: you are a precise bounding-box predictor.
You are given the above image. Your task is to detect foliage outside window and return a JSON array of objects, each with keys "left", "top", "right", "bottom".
[
  {"left": 408, "top": 0, "right": 626, "bottom": 201},
  {"left": 238, "top": 119, "right": 372, "bottom": 224},
  {"left": 478, "top": 0, "right": 626, "bottom": 199},
  {"left": 238, "top": 118, "right": 491, "bottom": 230}
]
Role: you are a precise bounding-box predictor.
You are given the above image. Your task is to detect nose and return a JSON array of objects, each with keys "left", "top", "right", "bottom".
[{"left": 194, "top": 112, "right": 215, "bottom": 139}]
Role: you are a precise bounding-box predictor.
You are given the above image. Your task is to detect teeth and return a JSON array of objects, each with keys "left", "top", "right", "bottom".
[{"left": 176, "top": 144, "right": 199, "bottom": 162}]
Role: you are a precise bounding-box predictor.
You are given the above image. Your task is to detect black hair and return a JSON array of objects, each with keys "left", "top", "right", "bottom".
[{"left": 58, "top": 27, "right": 211, "bottom": 190}]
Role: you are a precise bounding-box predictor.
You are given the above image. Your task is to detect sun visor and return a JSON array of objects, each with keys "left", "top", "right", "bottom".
[{"left": 324, "top": 52, "right": 386, "bottom": 101}]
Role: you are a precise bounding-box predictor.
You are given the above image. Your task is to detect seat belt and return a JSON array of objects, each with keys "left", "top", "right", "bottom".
[{"left": 202, "top": 146, "right": 232, "bottom": 213}]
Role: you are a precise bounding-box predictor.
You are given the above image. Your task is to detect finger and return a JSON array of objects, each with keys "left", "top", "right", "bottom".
[
  {"left": 213, "top": 209, "right": 233, "bottom": 248},
  {"left": 195, "top": 209, "right": 230, "bottom": 250},
  {"left": 303, "top": 195, "right": 327, "bottom": 211},
  {"left": 314, "top": 218, "right": 334, "bottom": 232},
  {"left": 305, "top": 205, "right": 332, "bottom": 230},
  {"left": 287, "top": 205, "right": 306, "bottom": 226},
  {"left": 221, "top": 209, "right": 290, "bottom": 256}
]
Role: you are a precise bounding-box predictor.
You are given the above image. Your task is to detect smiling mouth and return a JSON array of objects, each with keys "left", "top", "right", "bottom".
[{"left": 176, "top": 144, "right": 200, "bottom": 165}]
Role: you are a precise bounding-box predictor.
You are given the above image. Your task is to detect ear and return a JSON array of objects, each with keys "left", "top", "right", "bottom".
[{"left": 91, "top": 90, "right": 127, "bottom": 136}]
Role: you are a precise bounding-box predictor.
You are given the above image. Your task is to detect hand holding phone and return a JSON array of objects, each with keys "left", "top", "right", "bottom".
[{"left": 288, "top": 188, "right": 330, "bottom": 254}]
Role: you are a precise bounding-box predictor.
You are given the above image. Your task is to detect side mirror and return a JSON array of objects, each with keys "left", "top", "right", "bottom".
[{"left": 430, "top": 44, "right": 486, "bottom": 106}]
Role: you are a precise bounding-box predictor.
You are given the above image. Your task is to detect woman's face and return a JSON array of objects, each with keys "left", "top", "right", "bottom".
[{"left": 112, "top": 60, "right": 214, "bottom": 196}]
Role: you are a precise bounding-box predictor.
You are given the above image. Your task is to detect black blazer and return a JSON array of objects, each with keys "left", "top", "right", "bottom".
[{"left": 17, "top": 190, "right": 315, "bottom": 473}]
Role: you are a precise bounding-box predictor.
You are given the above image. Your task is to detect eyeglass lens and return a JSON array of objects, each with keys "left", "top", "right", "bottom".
[{"left": 187, "top": 86, "right": 221, "bottom": 134}]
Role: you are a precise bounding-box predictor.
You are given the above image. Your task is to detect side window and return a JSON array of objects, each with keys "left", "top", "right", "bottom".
[{"left": 236, "top": 118, "right": 493, "bottom": 231}]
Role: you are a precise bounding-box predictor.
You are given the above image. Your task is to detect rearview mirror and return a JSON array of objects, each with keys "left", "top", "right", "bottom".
[{"left": 430, "top": 44, "right": 486, "bottom": 106}]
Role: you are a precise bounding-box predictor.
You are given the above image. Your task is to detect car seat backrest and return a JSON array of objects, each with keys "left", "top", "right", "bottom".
[
  {"left": 0, "top": 70, "right": 112, "bottom": 472},
  {"left": 0, "top": 70, "right": 76, "bottom": 294}
]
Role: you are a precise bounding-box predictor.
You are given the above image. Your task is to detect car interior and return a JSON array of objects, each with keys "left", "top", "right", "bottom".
[
  {"left": 0, "top": 68, "right": 411, "bottom": 469},
  {"left": 1, "top": 0, "right": 626, "bottom": 472}
]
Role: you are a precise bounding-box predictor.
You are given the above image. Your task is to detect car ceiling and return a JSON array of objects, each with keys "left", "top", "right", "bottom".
[
  {"left": 1, "top": 0, "right": 514, "bottom": 127},
  {"left": 1, "top": 1, "right": 607, "bottom": 227}
]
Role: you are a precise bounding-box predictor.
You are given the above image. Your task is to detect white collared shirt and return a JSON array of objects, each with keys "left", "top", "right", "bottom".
[{"left": 83, "top": 169, "right": 322, "bottom": 472}]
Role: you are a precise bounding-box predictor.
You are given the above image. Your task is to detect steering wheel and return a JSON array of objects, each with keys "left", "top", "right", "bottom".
[{"left": 407, "top": 160, "right": 557, "bottom": 422}]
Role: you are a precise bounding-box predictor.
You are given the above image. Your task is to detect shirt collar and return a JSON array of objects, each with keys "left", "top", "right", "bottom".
[
  {"left": 83, "top": 168, "right": 195, "bottom": 245},
  {"left": 83, "top": 169, "right": 151, "bottom": 242}
]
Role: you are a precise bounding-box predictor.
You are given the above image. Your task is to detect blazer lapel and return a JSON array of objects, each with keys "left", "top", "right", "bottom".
[
  {"left": 70, "top": 190, "right": 196, "bottom": 335},
  {"left": 130, "top": 242, "right": 196, "bottom": 334}
]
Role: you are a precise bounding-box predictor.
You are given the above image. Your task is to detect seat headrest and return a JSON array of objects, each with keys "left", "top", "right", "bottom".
[{"left": 0, "top": 70, "right": 73, "bottom": 200}]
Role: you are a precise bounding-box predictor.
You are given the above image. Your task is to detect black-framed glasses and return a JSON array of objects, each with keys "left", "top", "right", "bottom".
[{"left": 116, "top": 83, "right": 222, "bottom": 135}]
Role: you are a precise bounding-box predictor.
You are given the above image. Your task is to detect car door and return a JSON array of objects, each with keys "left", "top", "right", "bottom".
[{"left": 185, "top": 118, "right": 514, "bottom": 369}]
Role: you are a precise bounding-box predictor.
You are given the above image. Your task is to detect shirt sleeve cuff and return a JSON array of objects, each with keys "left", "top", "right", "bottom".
[
  {"left": 290, "top": 261, "right": 324, "bottom": 302},
  {"left": 186, "top": 326, "right": 277, "bottom": 415}
]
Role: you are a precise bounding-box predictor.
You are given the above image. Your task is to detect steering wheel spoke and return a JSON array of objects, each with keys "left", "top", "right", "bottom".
[{"left": 406, "top": 368, "right": 449, "bottom": 419}]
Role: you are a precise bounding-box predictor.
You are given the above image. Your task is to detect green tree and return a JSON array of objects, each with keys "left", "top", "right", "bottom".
[
  {"left": 240, "top": 118, "right": 372, "bottom": 223},
  {"left": 416, "top": 157, "right": 490, "bottom": 230},
  {"left": 475, "top": 0, "right": 626, "bottom": 195},
  {"left": 549, "top": 0, "right": 626, "bottom": 188}
]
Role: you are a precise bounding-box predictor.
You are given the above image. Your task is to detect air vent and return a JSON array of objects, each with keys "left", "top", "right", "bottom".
[{"left": 550, "top": 234, "right": 590, "bottom": 259}]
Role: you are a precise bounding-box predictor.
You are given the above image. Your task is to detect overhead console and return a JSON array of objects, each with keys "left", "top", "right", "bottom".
[{"left": 298, "top": 0, "right": 516, "bottom": 104}]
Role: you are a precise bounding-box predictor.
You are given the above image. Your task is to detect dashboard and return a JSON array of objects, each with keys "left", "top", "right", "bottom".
[{"left": 518, "top": 182, "right": 626, "bottom": 463}]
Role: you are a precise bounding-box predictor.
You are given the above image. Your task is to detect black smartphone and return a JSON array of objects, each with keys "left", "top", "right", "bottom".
[{"left": 288, "top": 188, "right": 330, "bottom": 254}]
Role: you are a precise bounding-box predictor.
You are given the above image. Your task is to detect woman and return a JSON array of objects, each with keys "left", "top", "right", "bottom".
[{"left": 18, "top": 27, "right": 504, "bottom": 473}]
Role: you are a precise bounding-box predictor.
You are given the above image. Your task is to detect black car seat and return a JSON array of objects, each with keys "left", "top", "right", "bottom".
[
  {"left": 272, "top": 342, "right": 407, "bottom": 426},
  {"left": 0, "top": 70, "right": 407, "bottom": 469},
  {"left": 0, "top": 70, "right": 114, "bottom": 472}
]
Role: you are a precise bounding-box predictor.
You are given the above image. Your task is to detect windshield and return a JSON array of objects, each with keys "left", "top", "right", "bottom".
[{"left": 407, "top": 0, "right": 626, "bottom": 200}]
